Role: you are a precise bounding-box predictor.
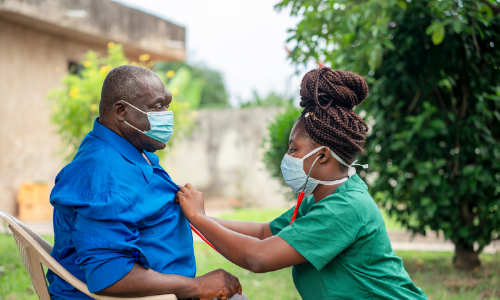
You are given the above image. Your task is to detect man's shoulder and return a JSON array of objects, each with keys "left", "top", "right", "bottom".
[{"left": 53, "top": 134, "right": 143, "bottom": 198}]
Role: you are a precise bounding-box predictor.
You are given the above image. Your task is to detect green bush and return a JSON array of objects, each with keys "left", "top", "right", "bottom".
[
  {"left": 275, "top": 0, "right": 500, "bottom": 269},
  {"left": 155, "top": 61, "right": 229, "bottom": 109},
  {"left": 262, "top": 106, "right": 302, "bottom": 199}
]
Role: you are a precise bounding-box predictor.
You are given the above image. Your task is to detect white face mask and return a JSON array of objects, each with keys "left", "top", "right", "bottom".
[{"left": 280, "top": 146, "right": 368, "bottom": 197}]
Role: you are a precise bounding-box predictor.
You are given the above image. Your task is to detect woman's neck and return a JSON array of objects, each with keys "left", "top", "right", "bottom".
[{"left": 311, "top": 171, "right": 349, "bottom": 203}]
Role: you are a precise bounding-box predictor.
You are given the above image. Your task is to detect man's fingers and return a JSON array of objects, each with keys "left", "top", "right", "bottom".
[
  {"left": 178, "top": 186, "right": 189, "bottom": 194},
  {"left": 235, "top": 276, "right": 242, "bottom": 295},
  {"left": 232, "top": 276, "right": 241, "bottom": 295},
  {"left": 185, "top": 183, "right": 194, "bottom": 190}
]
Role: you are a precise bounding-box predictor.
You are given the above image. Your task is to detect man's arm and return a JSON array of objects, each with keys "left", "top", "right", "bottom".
[
  {"left": 209, "top": 218, "right": 273, "bottom": 240},
  {"left": 98, "top": 264, "right": 242, "bottom": 300}
]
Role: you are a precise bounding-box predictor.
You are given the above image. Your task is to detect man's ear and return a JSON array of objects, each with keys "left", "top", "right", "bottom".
[
  {"left": 319, "top": 147, "right": 331, "bottom": 163},
  {"left": 114, "top": 100, "right": 126, "bottom": 121}
]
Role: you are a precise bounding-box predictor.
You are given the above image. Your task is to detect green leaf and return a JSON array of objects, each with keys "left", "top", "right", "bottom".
[
  {"left": 440, "top": 222, "right": 451, "bottom": 229},
  {"left": 432, "top": 23, "right": 445, "bottom": 45},
  {"left": 425, "top": 22, "right": 438, "bottom": 35},
  {"left": 421, "top": 197, "right": 432, "bottom": 207},
  {"left": 452, "top": 21, "right": 462, "bottom": 34},
  {"left": 429, "top": 119, "right": 446, "bottom": 131},
  {"left": 396, "top": 0, "right": 407, "bottom": 10},
  {"left": 462, "top": 165, "right": 476, "bottom": 176},
  {"left": 479, "top": 5, "right": 494, "bottom": 19},
  {"left": 458, "top": 227, "right": 470, "bottom": 238},
  {"left": 390, "top": 140, "right": 406, "bottom": 151}
]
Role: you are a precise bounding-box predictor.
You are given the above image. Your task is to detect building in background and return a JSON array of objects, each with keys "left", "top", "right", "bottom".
[{"left": 0, "top": 0, "right": 185, "bottom": 215}]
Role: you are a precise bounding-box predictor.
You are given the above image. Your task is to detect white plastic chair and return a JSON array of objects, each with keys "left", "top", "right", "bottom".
[{"left": 0, "top": 210, "right": 177, "bottom": 300}]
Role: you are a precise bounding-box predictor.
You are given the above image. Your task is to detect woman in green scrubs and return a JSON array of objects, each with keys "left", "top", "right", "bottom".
[{"left": 176, "top": 68, "right": 427, "bottom": 300}]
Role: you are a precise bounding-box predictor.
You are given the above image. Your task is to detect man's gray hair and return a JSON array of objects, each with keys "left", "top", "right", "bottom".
[{"left": 99, "top": 65, "right": 159, "bottom": 118}]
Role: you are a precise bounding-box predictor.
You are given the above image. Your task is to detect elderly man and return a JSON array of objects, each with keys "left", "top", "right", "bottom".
[{"left": 47, "top": 65, "right": 245, "bottom": 300}]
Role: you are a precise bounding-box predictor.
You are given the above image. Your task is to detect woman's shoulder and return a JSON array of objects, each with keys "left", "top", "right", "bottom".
[{"left": 318, "top": 176, "right": 382, "bottom": 222}]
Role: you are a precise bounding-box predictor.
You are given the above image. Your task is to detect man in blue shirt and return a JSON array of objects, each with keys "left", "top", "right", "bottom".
[{"left": 48, "top": 65, "right": 243, "bottom": 300}]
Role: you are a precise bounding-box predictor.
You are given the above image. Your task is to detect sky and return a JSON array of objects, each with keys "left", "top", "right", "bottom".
[{"left": 112, "top": 0, "right": 311, "bottom": 106}]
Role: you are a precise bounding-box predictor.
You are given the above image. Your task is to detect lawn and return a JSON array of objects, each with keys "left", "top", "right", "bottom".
[{"left": 1, "top": 209, "right": 499, "bottom": 299}]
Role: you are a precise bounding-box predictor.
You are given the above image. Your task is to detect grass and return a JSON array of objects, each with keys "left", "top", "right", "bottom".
[
  {"left": 1, "top": 209, "right": 499, "bottom": 299},
  {"left": 396, "top": 251, "right": 500, "bottom": 300}
]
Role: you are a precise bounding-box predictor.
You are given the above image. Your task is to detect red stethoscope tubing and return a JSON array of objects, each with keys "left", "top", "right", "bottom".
[
  {"left": 190, "top": 224, "right": 219, "bottom": 253},
  {"left": 290, "top": 191, "right": 305, "bottom": 225},
  {"left": 290, "top": 154, "right": 323, "bottom": 225}
]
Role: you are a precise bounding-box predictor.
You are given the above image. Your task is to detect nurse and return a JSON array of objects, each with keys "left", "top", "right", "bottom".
[{"left": 177, "top": 67, "right": 428, "bottom": 300}]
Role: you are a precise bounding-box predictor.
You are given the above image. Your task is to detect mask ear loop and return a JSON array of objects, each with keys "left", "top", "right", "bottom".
[{"left": 290, "top": 153, "right": 324, "bottom": 225}]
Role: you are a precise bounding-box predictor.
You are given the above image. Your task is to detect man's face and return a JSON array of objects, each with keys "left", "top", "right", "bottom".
[{"left": 119, "top": 75, "right": 173, "bottom": 153}]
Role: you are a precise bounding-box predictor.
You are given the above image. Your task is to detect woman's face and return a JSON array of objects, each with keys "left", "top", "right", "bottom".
[
  {"left": 288, "top": 122, "right": 325, "bottom": 178},
  {"left": 288, "top": 121, "right": 343, "bottom": 181}
]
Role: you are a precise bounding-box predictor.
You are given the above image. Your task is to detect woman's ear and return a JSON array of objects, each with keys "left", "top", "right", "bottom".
[{"left": 319, "top": 147, "right": 331, "bottom": 163}]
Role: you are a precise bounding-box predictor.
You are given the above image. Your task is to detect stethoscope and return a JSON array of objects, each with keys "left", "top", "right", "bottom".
[{"left": 289, "top": 153, "right": 325, "bottom": 224}]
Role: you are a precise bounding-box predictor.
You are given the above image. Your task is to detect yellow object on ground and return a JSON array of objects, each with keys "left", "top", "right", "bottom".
[{"left": 17, "top": 182, "right": 51, "bottom": 221}]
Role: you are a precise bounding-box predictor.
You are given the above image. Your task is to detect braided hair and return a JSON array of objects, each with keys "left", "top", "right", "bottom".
[{"left": 299, "top": 67, "right": 369, "bottom": 167}]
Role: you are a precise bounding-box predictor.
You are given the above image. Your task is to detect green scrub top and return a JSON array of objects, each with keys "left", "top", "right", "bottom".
[{"left": 270, "top": 174, "right": 427, "bottom": 300}]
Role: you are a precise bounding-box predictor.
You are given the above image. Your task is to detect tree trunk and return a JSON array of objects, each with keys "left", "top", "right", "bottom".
[{"left": 453, "top": 245, "right": 481, "bottom": 271}]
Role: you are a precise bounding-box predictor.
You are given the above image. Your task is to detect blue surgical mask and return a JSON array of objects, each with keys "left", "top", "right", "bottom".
[
  {"left": 122, "top": 101, "right": 174, "bottom": 144},
  {"left": 280, "top": 146, "right": 367, "bottom": 197}
]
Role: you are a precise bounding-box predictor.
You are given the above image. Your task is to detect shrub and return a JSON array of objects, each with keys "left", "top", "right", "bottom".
[{"left": 262, "top": 106, "right": 303, "bottom": 198}]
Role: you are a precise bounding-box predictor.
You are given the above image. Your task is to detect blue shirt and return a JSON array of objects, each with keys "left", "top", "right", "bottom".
[{"left": 47, "top": 118, "right": 195, "bottom": 299}]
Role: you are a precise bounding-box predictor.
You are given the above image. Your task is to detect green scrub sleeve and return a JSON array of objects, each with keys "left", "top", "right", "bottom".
[
  {"left": 269, "top": 206, "right": 295, "bottom": 236},
  {"left": 276, "top": 194, "right": 362, "bottom": 271}
]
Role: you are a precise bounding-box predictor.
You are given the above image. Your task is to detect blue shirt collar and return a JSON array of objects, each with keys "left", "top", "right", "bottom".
[{"left": 91, "top": 118, "right": 153, "bottom": 183}]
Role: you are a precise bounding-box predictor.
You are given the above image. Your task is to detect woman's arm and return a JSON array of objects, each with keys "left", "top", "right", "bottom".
[
  {"left": 177, "top": 184, "right": 307, "bottom": 273},
  {"left": 209, "top": 218, "right": 273, "bottom": 240}
]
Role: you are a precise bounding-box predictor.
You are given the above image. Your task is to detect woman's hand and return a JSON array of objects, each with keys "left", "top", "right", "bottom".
[{"left": 176, "top": 183, "right": 206, "bottom": 221}]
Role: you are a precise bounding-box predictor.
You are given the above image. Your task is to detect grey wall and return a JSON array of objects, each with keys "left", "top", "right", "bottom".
[{"left": 163, "top": 107, "right": 289, "bottom": 208}]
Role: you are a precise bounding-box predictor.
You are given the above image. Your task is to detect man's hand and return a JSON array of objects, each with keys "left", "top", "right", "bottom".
[
  {"left": 97, "top": 263, "right": 243, "bottom": 299},
  {"left": 194, "top": 269, "right": 242, "bottom": 300},
  {"left": 176, "top": 183, "right": 206, "bottom": 221}
]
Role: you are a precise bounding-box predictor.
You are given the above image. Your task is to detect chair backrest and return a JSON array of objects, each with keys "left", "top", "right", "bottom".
[{"left": 0, "top": 210, "right": 177, "bottom": 300}]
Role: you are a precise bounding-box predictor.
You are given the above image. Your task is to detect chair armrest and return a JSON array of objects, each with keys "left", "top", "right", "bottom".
[{"left": 94, "top": 294, "right": 177, "bottom": 300}]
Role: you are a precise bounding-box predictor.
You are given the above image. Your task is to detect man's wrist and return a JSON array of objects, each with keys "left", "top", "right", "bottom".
[{"left": 190, "top": 276, "right": 204, "bottom": 298}]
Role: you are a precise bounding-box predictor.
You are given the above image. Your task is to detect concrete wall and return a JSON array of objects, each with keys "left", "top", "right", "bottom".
[
  {"left": 163, "top": 107, "right": 289, "bottom": 209},
  {"left": 0, "top": 19, "right": 101, "bottom": 214},
  {"left": 0, "top": 0, "right": 186, "bottom": 61}
]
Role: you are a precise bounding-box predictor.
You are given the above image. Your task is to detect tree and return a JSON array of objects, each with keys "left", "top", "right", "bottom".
[
  {"left": 47, "top": 43, "right": 197, "bottom": 161},
  {"left": 275, "top": 0, "right": 500, "bottom": 270},
  {"left": 155, "top": 61, "right": 230, "bottom": 108}
]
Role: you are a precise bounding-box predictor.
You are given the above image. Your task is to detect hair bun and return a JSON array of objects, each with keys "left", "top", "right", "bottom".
[{"left": 299, "top": 68, "right": 368, "bottom": 109}]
